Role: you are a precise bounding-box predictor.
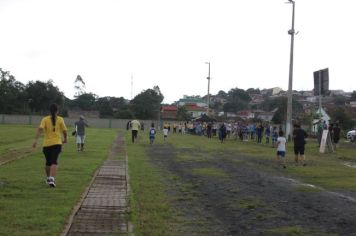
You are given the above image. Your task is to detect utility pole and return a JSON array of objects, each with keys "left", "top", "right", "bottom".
[
  {"left": 205, "top": 62, "right": 211, "bottom": 115},
  {"left": 318, "top": 70, "right": 322, "bottom": 112},
  {"left": 286, "top": 0, "right": 295, "bottom": 140},
  {"left": 131, "top": 73, "right": 133, "bottom": 100}
]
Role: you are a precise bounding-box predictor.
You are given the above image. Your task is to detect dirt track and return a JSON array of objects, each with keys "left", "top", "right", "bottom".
[{"left": 147, "top": 144, "right": 356, "bottom": 236}]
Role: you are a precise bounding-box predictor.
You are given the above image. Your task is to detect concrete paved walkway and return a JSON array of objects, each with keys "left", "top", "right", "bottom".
[{"left": 63, "top": 134, "right": 132, "bottom": 235}]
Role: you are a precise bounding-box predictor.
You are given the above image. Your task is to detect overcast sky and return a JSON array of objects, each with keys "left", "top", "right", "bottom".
[{"left": 0, "top": 0, "right": 355, "bottom": 103}]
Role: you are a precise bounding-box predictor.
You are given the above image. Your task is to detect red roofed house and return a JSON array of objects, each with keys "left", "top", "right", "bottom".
[
  {"left": 185, "top": 103, "right": 206, "bottom": 118},
  {"left": 160, "top": 105, "right": 178, "bottom": 120}
]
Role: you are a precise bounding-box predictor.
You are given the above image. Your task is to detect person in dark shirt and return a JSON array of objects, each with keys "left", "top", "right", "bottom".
[
  {"left": 293, "top": 123, "right": 308, "bottom": 166},
  {"left": 219, "top": 123, "right": 227, "bottom": 143},
  {"left": 332, "top": 122, "right": 341, "bottom": 150}
]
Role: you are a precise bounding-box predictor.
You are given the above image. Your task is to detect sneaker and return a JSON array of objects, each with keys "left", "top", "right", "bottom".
[
  {"left": 45, "top": 177, "right": 50, "bottom": 185},
  {"left": 49, "top": 180, "right": 56, "bottom": 188},
  {"left": 48, "top": 177, "right": 56, "bottom": 188}
]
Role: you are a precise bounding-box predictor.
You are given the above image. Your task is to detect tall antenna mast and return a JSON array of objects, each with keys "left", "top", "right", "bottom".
[{"left": 131, "top": 73, "right": 133, "bottom": 100}]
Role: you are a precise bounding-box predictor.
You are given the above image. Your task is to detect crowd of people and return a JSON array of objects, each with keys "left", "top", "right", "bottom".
[{"left": 32, "top": 104, "right": 341, "bottom": 189}]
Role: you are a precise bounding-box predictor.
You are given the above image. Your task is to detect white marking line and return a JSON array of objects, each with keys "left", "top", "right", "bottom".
[
  {"left": 343, "top": 162, "right": 356, "bottom": 168},
  {"left": 276, "top": 176, "right": 356, "bottom": 203}
]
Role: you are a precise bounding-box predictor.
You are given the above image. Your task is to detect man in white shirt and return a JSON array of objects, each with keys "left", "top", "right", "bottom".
[{"left": 130, "top": 119, "right": 141, "bottom": 143}]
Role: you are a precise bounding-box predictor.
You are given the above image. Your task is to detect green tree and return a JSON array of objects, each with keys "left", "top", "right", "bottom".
[
  {"left": 216, "top": 90, "right": 228, "bottom": 98},
  {"left": 0, "top": 69, "right": 27, "bottom": 114},
  {"left": 176, "top": 106, "right": 192, "bottom": 121},
  {"left": 71, "top": 93, "right": 97, "bottom": 110},
  {"left": 246, "top": 88, "right": 261, "bottom": 94},
  {"left": 96, "top": 97, "right": 113, "bottom": 118},
  {"left": 330, "top": 107, "right": 355, "bottom": 130},
  {"left": 350, "top": 91, "right": 356, "bottom": 101},
  {"left": 114, "top": 105, "right": 134, "bottom": 119},
  {"left": 333, "top": 95, "right": 347, "bottom": 106},
  {"left": 266, "top": 97, "right": 303, "bottom": 124},
  {"left": 131, "top": 86, "right": 164, "bottom": 119},
  {"left": 26, "top": 80, "right": 64, "bottom": 114},
  {"left": 223, "top": 88, "right": 251, "bottom": 112}
]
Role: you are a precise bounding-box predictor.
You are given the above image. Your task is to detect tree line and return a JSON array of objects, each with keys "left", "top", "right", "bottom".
[
  {"left": 0, "top": 68, "right": 163, "bottom": 119},
  {"left": 1, "top": 67, "right": 355, "bottom": 129}
]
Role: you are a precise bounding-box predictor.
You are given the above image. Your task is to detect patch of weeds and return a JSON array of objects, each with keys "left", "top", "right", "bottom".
[
  {"left": 169, "top": 174, "right": 180, "bottom": 182},
  {"left": 268, "top": 226, "right": 305, "bottom": 235},
  {"left": 255, "top": 213, "right": 266, "bottom": 220},
  {"left": 177, "top": 151, "right": 214, "bottom": 163},
  {"left": 337, "top": 156, "right": 354, "bottom": 161},
  {"left": 294, "top": 185, "right": 322, "bottom": 192},
  {"left": 230, "top": 198, "right": 265, "bottom": 210},
  {"left": 191, "top": 167, "right": 229, "bottom": 179}
]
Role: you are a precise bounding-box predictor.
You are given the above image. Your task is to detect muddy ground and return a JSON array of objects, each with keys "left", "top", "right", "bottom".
[{"left": 147, "top": 144, "right": 356, "bottom": 236}]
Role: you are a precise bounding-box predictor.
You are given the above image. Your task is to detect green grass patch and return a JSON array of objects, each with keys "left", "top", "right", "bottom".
[
  {"left": 126, "top": 132, "right": 356, "bottom": 234},
  {"left": 230, "top": 198, "right": 265, "bottom": 210},
  {"left": 0, "top": 125, "right": 117, "bottom": 236},
  {"left": 126, "top": 131, "right": 174, "bottom": 236}
]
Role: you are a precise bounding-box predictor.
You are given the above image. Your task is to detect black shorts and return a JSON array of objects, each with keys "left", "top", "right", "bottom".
[
  {"left": 294, "top": 146, "right": 305, "bottom": 155},
  {"left": 43, "top": 145, "right": 62, "bottom": 166}
]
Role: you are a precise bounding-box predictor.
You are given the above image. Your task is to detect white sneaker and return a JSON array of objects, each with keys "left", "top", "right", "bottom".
[{"left": 48, "top": 177, "right": 56, "bottom": 188}]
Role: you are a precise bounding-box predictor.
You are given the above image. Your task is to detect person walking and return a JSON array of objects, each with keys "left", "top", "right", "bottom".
[
  {"left": 265, "top": 125, "right": 271, "bottom": 144},
  {"left": 293, "top": 123, "right": 308, "bottom": 166},
  {"left": 130, "top": 119, "right": 141, "bottom": 143},
  {"left": 74, "top": 115, "right": 89, "bottom": 152},
  {"left": 163, "top": 124, "right": 169, "bottom": 141},
  {"left": 32, "top": 103, "right": 68, "bottom": 188},
  {"left": 332, "top": 122, "right": 341, "bottom": 150},
  {"left": 149, "top": 123, "right": 156, "bottom": 145},
  {"left": 276, "top": 130, "right": 287, "bottom": 168},
  {"left": 219, "top": 123, "right": 227, "bottom": 143}
]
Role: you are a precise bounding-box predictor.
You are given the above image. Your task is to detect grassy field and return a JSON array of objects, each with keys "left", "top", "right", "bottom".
[
  {"left": 0, "top": 124, "right": 117, "bottom": 236},
  {"left": 1, "top": 125, "right": 356, "bottom": 235},
  {"left": 126, "top": 130, "right": 356, "bottom": 235}
]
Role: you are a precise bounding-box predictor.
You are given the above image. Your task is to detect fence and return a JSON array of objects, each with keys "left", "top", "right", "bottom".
[{"left": 0, "top": 114, "right": 160, "bottom": 130}]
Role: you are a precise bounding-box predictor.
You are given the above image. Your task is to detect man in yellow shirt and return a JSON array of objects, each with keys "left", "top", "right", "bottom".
[
  {"left": 130, "top": 119, "right": 141, "bottom": 143},
  {"left": 33, "top": 104, "right": 67, "bottom": 187}
]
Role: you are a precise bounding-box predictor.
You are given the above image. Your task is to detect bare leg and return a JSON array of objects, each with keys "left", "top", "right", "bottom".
[
  {"left": 45, "top": 166, "right": 50, "bottom": 177},
  {"left": 300, "top": 155, "right": 306, "bottom": 166},
  {"left": 50, "top": 164, "right": 57, "bottom": 177}
]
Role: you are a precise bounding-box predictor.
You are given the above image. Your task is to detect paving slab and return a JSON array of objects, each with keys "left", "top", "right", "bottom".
[{"left": 63, "top": 134, "right": 132, "bottom": 236}]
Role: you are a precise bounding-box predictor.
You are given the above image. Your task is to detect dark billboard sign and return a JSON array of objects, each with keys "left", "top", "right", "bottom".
[{"left": 313, "top": 68, "right": 329, "bottom": 96}]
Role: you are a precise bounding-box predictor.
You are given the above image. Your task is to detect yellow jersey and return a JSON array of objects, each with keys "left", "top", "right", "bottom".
[{"left": 39, "top": 115, "right": 67, "bottom": 147}]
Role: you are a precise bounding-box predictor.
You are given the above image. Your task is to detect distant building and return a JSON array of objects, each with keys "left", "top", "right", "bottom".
[
  {"left": 177, "top": 96, "right": 207, "bottom": 108},
  {"left": 160, "top": 105, "right": 178, "bottom": 120},
  {"left": 236, "top": 110, "right": 255, "bottom": 120},
  {"left": 272, "top": 87, "right": 283, "bottom": 96},
  {"left": 185, "top": 104, "right": 206, "bottom": 118}
]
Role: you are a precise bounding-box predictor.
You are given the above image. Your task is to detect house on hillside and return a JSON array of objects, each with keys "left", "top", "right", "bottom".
[
  {"left": 236, "top": 110, "right": 255, "bottom": 120},
  {"left": 254, "top": 109, "right": 276, "bottom": 122},
  {"left": 185, "top": 104, "right": 207, "bottom": 118},
  {"left": 249, "top": 94, "right": 264, "bottom": 106},
  {"left": 177, "top": 96, "right": 207, "bottom": 108},
  {"left": 160, "top": 105, "right": 178, "bottom": 120}
]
